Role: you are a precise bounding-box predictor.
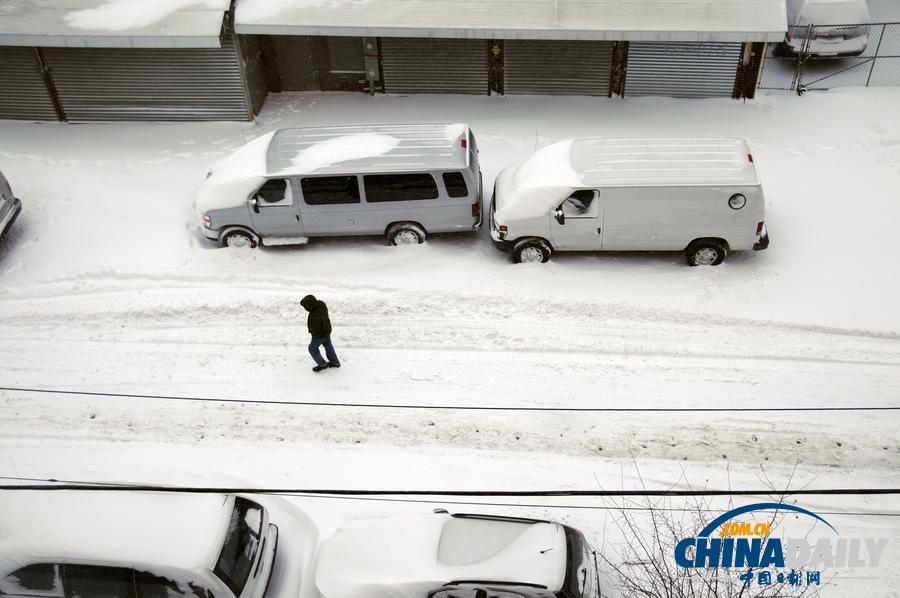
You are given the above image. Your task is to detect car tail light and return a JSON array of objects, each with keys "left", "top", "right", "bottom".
[
  {"left": 461, "top": 138, "right": 467, "bottom": 149},
  {"left": 748, "top": 153, "right": 754, "bottom": 163},
  {"left": 756, "top": 221, "right": 765, "bottom": 235},
  {"left": 472, "top": 201, "right": 480, "bottom": 218}
]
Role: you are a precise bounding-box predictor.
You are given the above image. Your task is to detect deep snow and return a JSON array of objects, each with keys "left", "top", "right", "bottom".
[{"left": 0, "top": 88, "right": 899, "bottom": 596}]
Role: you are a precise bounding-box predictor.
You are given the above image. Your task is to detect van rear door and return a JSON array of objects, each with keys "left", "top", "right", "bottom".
[{"left": 550, "top": 190, "right": 603, "bottom": 251}]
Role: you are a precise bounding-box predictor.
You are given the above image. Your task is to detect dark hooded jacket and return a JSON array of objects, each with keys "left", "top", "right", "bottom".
[{"left": 301, "top": 294, "right": 332, "bottom": 338}]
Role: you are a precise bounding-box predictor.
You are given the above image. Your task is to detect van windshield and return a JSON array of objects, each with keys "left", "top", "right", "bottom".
[{"left": 213, "top": 498, "right": 263, "bottom": 597}]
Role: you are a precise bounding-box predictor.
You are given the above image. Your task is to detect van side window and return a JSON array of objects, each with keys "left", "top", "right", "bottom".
[
  {"left": 300, "top": 176, "right": 361, "bottom": 205},
  {"left": 442, "top": 172, "right": 469, "bottom": 198},
  {"left": 65, "top": 566, "right": 135, "bottom": 598},
  {"left": 561, "top": 190, "right": 597, "bottom": 217},
  {"left": 1, "top": 564, "right": 64, "bottom": 597},
  {"left": 364, "top": 174, "right": 439, "bottom": 203},
  {"left": 254, "top": 179, "right": 292, "bottom": 207},
  {"left": 135, "top": 571, "right": 214, "bottom": 598}
]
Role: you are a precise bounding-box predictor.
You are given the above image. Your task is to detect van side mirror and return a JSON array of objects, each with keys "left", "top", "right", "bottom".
[
  {"left": 554, "top": 208, "right": 565, "bottom": 225},
  {"left": 250, "top": 196, "right": 260, "bottom": 214}
]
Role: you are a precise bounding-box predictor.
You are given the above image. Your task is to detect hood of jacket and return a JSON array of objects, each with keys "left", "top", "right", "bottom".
[{"left": 301, "top": 294, "right": 322, "bottom": 312}]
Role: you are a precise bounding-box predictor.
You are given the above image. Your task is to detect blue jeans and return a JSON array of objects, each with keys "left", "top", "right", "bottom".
[{"left": 309, "top": 336, "right": 340, "bottom": 367}]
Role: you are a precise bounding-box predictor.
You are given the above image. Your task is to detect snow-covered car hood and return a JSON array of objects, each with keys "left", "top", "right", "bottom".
[
  {"left": 194, "top": 132, "right": 274, "bottom": 214},
  {"left": 314, "top": 513, "right": 566, "bottom": 598}
]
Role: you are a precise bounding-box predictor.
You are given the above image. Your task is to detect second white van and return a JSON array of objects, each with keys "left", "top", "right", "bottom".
[{"left": 490, "top": 138, "right": 769, "bottom": 266}]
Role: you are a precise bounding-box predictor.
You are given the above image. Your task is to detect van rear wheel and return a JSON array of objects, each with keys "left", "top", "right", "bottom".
[
  {"left": 686, "top": 241, "right": 726, "bottom": 266},
  {"left": 513, "top": 238, "right": 552, "bottom": 264},
  {"left": 223, "top": 229, "right": 257, "bottom": 249},
  {"left": 388, "top": 223, "right": 426, "bottom": 246}
]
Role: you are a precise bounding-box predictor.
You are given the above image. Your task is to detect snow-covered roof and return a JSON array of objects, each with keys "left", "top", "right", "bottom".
[
  {"left": 494, "top": 137, "right": 760, "bottom": 220},
  {"left": 196, "top": 124, "right": 470, "bottom": 213},
  {"left": 520, "top": 137, "right": 759, "bottom": 190},
  {"left": 314, "top": 513, "right": 567, "bottom": 598},
  {"left": 267, "top": 124, "right": 470, "bottom": 176},
  {"left": 0, "top": 0, "right": 230, "bottom": 48},
  {"left": 235, "top": 0, "right": 788, "bottom": 43},
  {"left": 0, "top": 491, "right": 234, "bottom": 574}
]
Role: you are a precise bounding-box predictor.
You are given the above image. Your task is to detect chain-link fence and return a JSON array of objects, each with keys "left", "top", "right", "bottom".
[{"left": 758, "top": 22, "right": 900, "bottom": 93}]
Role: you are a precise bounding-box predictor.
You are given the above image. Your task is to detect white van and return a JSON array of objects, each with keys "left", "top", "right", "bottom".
[
  {"left": 0, "top": 492, "right": 279, "bottom": 598},
  {"left": 490, "top": 138, "right": 769, "bottom": 265},
  {"left": 196, "top": 124, "right": 482, "bottom": 248},
  {"left": 781, "top": 0, "right": 870, "bottom": 57}
]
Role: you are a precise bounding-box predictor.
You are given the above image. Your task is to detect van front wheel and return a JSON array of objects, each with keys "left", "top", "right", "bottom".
[
  {"left": 686, "top": 241, "right": 726, "bottom": 266},
  {"left": 223, "top": 229, "right": 258, "bottom": 249},
  {"left": 513, "top": 238, "right": 552, "bottom": 264},
  {"left": 388, "top": 223, "right": 426, "bottom": 246}
]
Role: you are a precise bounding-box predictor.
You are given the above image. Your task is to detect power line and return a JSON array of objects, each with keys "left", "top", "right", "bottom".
[
  {"left": 0, "top": 478, "right": 897, "bottom": 497},
  {"left": 1, "top": 386, "right": 898, "bottom": 413}
]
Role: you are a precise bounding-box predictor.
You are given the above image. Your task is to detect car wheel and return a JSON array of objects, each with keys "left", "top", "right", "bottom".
[
  {"left": 686, "top": 241, "right": 726, "bottom": 266},
  {"left": 388, "top": 223, "right": 426, "bottom": 246},
  {"left": 223, "top": 230, "right": 257, "bottom": 249},
  {"left": 513, "top": 238, "right": 552, "bottom": 264}
]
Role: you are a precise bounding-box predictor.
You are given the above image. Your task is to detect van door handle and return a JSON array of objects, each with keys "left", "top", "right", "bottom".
[
  {"left": 597, "top": 228, "right": 602, "bottom": 235},
  {"left": 295, "top": 215, "right": 300, "bottom": 221}
]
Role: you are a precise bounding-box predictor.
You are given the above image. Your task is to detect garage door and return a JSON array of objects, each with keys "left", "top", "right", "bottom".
[
  {"left": 381, "top": 38, "right": 488, "bottom": 94},
  {"left": 504, "top": 40, "right": 612, "bottom": 95},
  {"left": 625, "top": 42, "right": 742, "bottom": 98},
  {"left": 40, "top": 36, "right": 251, "bottom": 122},
  {"left": 0, "top": 47, "right": 58, "bottom": 120}
]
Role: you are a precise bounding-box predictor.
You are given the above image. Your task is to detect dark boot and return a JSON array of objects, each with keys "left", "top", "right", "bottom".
[{"left": 312, "top": 363, "right": 330, "bottom": 372}]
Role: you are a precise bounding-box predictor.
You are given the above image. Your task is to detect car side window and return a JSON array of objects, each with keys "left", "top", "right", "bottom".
[
  {"left": 560, "top": 190, "right": 598, "bottom": 217},
  {"left": 300, "top": 176, "right": 361, "bottom": 205},
  {"left": 135, "top": 571, "right": 214, "bottom": 598},
  {"left": 254, "top": 179, "right": 292, "bottom": 207},
  {"left": 442, "top": 172, "right": 469, "bottom": 198},
  {"left": 1, "top": 564, "right": 65, "bottom": 597},
  {"left": 363, "top": 174, "right": 439, "bottom": 202},
  {"left": 64, "top": 566, "right": 135, "bottom": 598}
]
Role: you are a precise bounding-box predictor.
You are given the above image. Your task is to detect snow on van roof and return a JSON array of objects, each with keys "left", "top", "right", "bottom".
[
  {"left": 496, "top": 137, "right": 759, "bottom": 221},
  {"left": 266, "top": 123, "right": 470, "bottom": 176},
  {"left": 315, "top": 513, "right": 566, "bottom": 598},
  {"left": 0, "top": 491, "right": 233, "bottom": 574},
  {"left": 521, "top": 137, "right": 759, "bottom": 189},
  {"left": 195, "top": 124, "right": 470, "bottom": 213}
]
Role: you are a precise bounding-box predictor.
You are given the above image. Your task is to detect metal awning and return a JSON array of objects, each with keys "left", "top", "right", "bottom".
[
  {"left": 0, "top": 0, "right": 231, "bottom": 48},
  {"left": 235, "top": 0, "right": 788, "bottom": 43}
]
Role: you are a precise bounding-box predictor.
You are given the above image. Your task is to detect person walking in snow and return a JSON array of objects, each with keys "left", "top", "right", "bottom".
[{"left": 301, "top": 294, "right": 341, "bottom": 372}]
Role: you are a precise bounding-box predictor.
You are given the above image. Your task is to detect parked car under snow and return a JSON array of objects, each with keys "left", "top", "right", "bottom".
[
  {"left": 0, "top": 169, "right": 22, "bottom": 241},
  {"left": 195, "top": 124, "right": 482, "bottom": 248},
  {"left": 0, "top": 492, "right": 279, "bottom": 598},
  {"left": 780, "top": 0, "right": 871, "bottom": 57},
  {"left": 314, "top": 511, "right": 600, "bottom": 598}
]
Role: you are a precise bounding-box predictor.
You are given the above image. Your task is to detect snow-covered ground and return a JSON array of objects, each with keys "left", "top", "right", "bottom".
[{"left": 1, "top": 88, "right": 899, "bottom": 595}]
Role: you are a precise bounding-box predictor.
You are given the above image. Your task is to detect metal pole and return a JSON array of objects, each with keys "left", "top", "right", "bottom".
[
  {"left": 865, "top": 23, "right": 887, "bottom": 87},
  {"left": 34, "top": 48, "right": 66, "bottom": 122}
]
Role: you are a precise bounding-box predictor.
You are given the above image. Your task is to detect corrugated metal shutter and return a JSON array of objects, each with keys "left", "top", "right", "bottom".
[
  {"left": 381, "top": 38, "right": 487, "bottom": 94},
  {"left": 0, "top": 47, "right": 58, "bottom": 121},
  {"left": 504, "top": 40, "right": 612, "bottom": 96},
  {"left": 40, "top": 36, "right": 250, "bottom": 122},
  {"left": 625, "top": 42, "right": 741, "bottom": 98}
]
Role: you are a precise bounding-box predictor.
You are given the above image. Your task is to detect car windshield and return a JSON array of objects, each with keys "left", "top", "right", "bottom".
[
  {"left": 213, "top": 498, "right": 263, "bottom": 597},
  {"left": 559, "top": 527, "right": 593, "bottom": 598}
]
